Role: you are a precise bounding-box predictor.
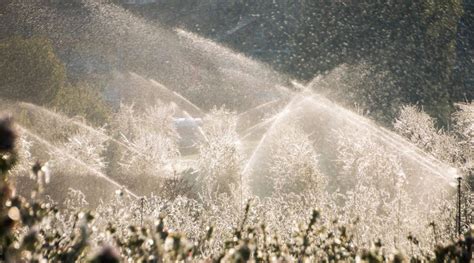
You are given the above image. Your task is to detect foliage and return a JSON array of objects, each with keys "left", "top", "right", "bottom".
[
  {"left": 336, "top": 126, "right": 449, "bottom": 252},
  {"left": 0, "top": 36, "right": 66, "bottom": 105},
  {"left": 453, "top": 103, "right": 474, "bottom": 173},
  {"left": 197, "top": 107, "right": 244, "bottom": 202},
  {"left": 51, "top": 126, "right": 109, "bottom": 175},
  {"left": 309, "top": 63, "right": 400, "bottom": 125},
  {"left": 0, "top": 35, "right": 111, "bottom": 126},
  {"left": 394, "top": 105, "right": 472, "bottom": 173},
  {"left": 4, "top": 1, "right": 470, "bottom": 125},
  {"left": 268, "top": 122, "right": 326, "bottom": 197},
  {"left": 50, "top": 82, "right": 111, "bottom": 126},
  {"left": 395, "top": 104, "right": 473, "bottom": 231},
  {"left": 111, "top": 102, "right": 180, "bottom": 178},
  {"left": 122, "top": 0, "right": 469, "bottom": 123},
  {"left": 1, "top": 2, "right": 472, "bottom": 260},
  {"left": 0, "top": 109, "right": 473, "bottom": 261}
]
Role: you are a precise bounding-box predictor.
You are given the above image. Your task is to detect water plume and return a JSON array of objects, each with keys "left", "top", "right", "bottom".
[
  {"left": 17, "top": 102, "right": 146, "bottom": 158},
  {"left": 239, "top": 114, "right": 280, "bottom": 141},
  {"left": 7, "top": 1, "right": 290, "bottom": 112},
  {"left": 242, "top": 89, "right": 458, "bottom": 199},
  {"left": 17, "top": 125, "right": 138, "bottom": 199},
  {"left": 241, "top": 95, "right": 303, "bottom": 177},
  {"left": 304, "top": 94, "right": 458, "bottom": 183}
]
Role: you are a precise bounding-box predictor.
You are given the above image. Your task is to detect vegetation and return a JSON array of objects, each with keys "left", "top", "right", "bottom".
[
  {"left": 1, "top": 1, "right": 471, "bottom": 125},
  {"left": 1, "top": 100, "right": 472, "bottom": 261},
  {"left": 0, "top": 138, "right": 473, "bottom": 261},
  {"left": 0, "top": 1, "right": 472, "bottom": 261},
  {"left": 51, "top": 82, "right": 111, "bottom": 125},
  {"left": 0, "top": 35, "right": 111, "bottom": 126},
  {"left": 0, "top": 37, "right": 66, "bottom": 105},
  {"left": 2, "top": 1, "right": 471, "bottom": 125},
  {"left": 125, "top": 0, "right": 472, "bottom": 124}
]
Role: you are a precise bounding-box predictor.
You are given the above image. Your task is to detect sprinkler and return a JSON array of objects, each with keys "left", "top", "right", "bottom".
[{"left": 457, "top": 176, "right": 462, "bottom": 235}]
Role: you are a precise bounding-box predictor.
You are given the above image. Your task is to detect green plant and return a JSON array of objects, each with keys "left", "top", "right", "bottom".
[{"left": 0, "top": 37, "right": 66, "bottom": 105}]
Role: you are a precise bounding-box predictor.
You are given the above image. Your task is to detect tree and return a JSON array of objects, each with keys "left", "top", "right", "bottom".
[
  {"left": 0, "top": 36, "right": 66, "bottom": 104},
  {"left": 50, "top": 82, "right": 111, "bottom": 125},
  {"left": 268, "top": 122, "right": 326, "bottom": 197},
  {"left": 197, "top": 107, "right": 243, "bottom": 202},
  {"left": 296, "top": 1, "right": 464, "bottom": 125}
]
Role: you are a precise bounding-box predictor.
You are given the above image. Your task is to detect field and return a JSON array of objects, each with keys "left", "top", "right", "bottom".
[{"left": 0, "top": 1, "right": 473, "bottom": 262}]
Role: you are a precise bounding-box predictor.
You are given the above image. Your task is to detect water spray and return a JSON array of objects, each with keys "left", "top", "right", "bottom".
[
  {"left": 241, "top": 95, "right": 302, "bottom": 176},
  {"left": 17, "top": 125, "right": 139, "bottom": 199}
]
